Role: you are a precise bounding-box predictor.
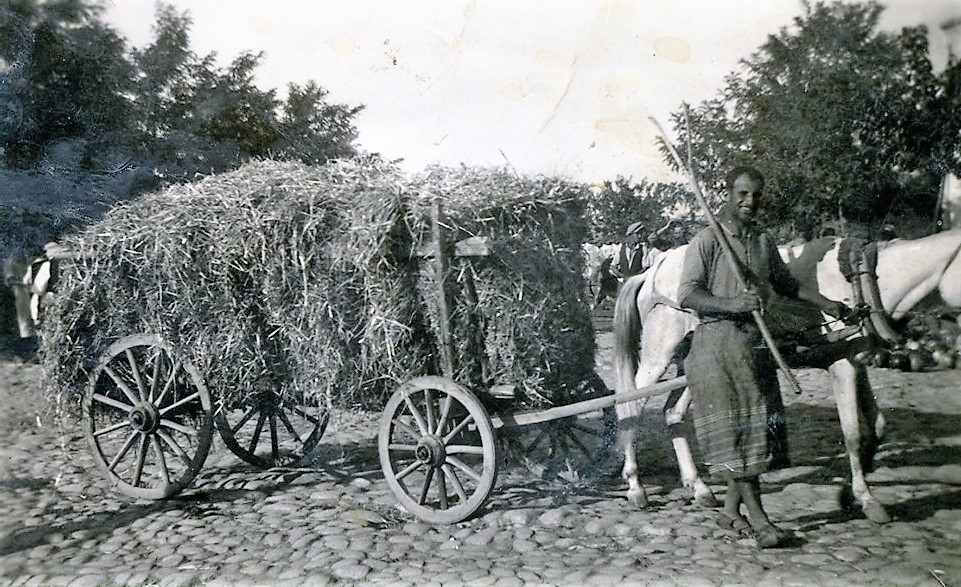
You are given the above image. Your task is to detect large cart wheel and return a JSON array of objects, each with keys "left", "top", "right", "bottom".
[
  {"left": 214, "top": 388, "right": 329, "bottom": 468},
  {"left": 379, "top": 376, "right": 498, "bottom": 524},
  {"left": 84, "top": 334, "right": 213, "bottom": 499}
]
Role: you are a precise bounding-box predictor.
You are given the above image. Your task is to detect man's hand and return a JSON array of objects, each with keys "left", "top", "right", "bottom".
[
  {"left": 822, "top": 299, "right": 850, "bottom": 321},
  {"left": 729, "top": 289, "right": 762, "bottom": 315}
]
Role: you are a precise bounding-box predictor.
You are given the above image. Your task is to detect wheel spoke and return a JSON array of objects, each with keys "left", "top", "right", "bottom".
[
  {"left": 418, "top": 466, "right": 435, "bottom": 505},
  {"left": 446, "top": 444, "right": 484, "bottom": 455},
  {"left": 94, "top": 420, "right": 131, "bottom": 438},
  {"left": 387, "top": 443, "right": 418, "bottom": 452},
  {"left": 402, "top": 392, "right": 429, "bottom": 436},
  {"left": 435, "top": 394, "right": 453, "bottom": 436},
  {"left": 154, "top": 360, "right": 181, "bottom": 407},
  {"left": 157, "top": 430, "right": 192, "bottom": 466},
  {"left": 436, "top": 467, "right": 448, "bottom": 509},
  {"left": 106, "top": 432, "right": 139, "bottom": 472},
  {"left": 159, "top": 390, "right": 201, "bottom": 416},
  {"left": 276, "top": 409, "right": 305, "bottom": 445},
  {"left": 446, "top": 455, "right": 482, "bottom": 482},
  {"left": 160, "top": 418, "right": 200, "bottom": 436},
  {"left": 424, "top": 389, "right": 435, "bottom": 435},
  {"left": 269, "top": 414, "right": 279, "bottom": 463},
  {"left": 131, "top": 435, "right": 148, "bottom": 488},
  {"left": 92, "top": 392, "right": 134, "bottom": 414},
  {"left": 442, "top": 464, "right": 469, "bottom": 502},
  {"left": 443, "top": 413, "right": 474, "bottom": 443},
  {"left": 125, "top": 349, "right": 147, "bottom": 402},
  {"left": 395, "top": 458, "right": 423, "bottom": 482},
  {"left": 391, "top": 417, "right": 420, "bottom": 440},
  {"left": 151, "top": 435, "right": 171, "bottom": 486},
  {"left": 566, "top": 428, "right": 592, "bottom": 458},
  {"left": 229, "top": 405, "right": 259, "bottom": 434},
  {"left": 248, "top": 412, "right": 268, "bottom": 454},
  {"left": 149, "top": 350, "right": 162, "bottom": 402},
  {"left": 103, "top": 365, "right": 140, "bottom": 406},
  {"left": 290, "top": 404, "right": 322, "bottom": 425}
]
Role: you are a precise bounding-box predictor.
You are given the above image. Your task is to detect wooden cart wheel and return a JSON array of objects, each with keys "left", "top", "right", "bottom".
[
  {"left": 84, "top": 334, "right": 213, "bottom": 499},
  {"left": 503, "top": 372, "right": 617, "bottom": 474},
  {"left": 214, "top": 387, "right": 329, "bottom": 468},
  {"left": 379, "top": 376, "right": 498, "bottom": 524}
]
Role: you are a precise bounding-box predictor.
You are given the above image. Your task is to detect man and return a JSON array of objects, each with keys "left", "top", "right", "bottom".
[
  {"left": 611, "top": 222, "right": 647, "bottom": 279},
  {"left": 677, "top": 166, "right": 847, "bottom": 549}
]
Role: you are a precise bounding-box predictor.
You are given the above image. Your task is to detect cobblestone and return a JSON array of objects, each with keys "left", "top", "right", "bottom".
[{"left": 1, "top": 351, "right": 960, "bottom": 586}]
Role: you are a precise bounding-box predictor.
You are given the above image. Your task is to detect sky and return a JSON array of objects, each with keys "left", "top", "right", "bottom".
[{"left": 101, "top": 0, "right": 961, "bottom": 186}]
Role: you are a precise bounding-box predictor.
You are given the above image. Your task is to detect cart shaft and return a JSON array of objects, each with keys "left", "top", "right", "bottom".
[{"left": 491, "top": 376, "right": 688, "bottom": 430}]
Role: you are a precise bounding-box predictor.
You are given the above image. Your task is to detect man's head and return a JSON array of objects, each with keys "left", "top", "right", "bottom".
[{"left": 725, "top": 166, "right": 765, "bottom": 224}]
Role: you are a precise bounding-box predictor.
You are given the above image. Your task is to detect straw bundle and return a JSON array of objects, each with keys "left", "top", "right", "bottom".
[
  {"left": 408, "top": 166, "right": 596, "bottom": 407},
  {"left": 40, "top": 158, "right": 597, "bottom": 416},
  {"left": 41, "top": 157, "right": 431, "bottom": 412}
]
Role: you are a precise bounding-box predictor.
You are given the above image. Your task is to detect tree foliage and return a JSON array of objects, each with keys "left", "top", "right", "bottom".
[
  {"left": 586, "top": 177, "right": 699, "bottom": 246},
  {"left": 1, "top": 0, "right": 133, "bottom": 167},
  {"left": 1, "top": 0, "right": 362, "bottom": 186},
  {"left": 667, "top": 0, "right": 958, "bottom": 239}
]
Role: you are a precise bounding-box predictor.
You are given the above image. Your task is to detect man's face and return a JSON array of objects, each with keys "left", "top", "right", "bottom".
[{"left": 729, "top": 174, "right": 762, "bottom": 223}]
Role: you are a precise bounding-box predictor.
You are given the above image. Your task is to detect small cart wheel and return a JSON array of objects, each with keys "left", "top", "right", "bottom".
[
  {"left": 84, "top": 334, "right": 213, "bottom": 499},
  {"left": 379, "top": 376, "right": 498, "bottom": 524},
  {"left": 502, "top": 371, "right": 617, "bottom": 473},
  {"left": 214, "top": 388, "right": 329, "bottom": 468}
]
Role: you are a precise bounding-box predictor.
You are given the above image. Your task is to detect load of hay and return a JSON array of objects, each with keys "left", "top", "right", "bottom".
[{"left": 40, "top": 158, "right": 597, "bottom": 417}]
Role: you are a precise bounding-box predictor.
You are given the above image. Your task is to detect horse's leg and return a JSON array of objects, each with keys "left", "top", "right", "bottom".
[
  {"left": 829, "top": 359, "right": 891, "bottom": 523},
  {"left": 12, "top": 285, "right": 35, "bottom": 338},
  {"left": 664, "top": 386, "right": 718, "bottom": 507},
  {"left": 615, "top": 416, "right": 647, "bottom": 508}
]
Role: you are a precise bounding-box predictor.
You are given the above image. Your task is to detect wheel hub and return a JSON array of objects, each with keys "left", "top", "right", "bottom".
[
  {"left": 129, "top": 404, "right": 161, "bottom": 433},
  {"left": 415, "top": 436, "right": 447, "bottom": 467}
]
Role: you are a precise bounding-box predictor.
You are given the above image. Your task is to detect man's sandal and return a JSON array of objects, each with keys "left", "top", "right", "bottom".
[
  {"left": 716, "top": 514, "right": 753, "bottom": 538},
  {"left": 754, "top": 524, "right": 796, "bottom": 549}
]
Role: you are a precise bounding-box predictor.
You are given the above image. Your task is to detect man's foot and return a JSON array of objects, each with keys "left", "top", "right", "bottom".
[
  {"left": 753, "top": 524, "right": 795, "bottom": 549},
  {"left": 716, "top": 513, "right": 752, "bottom": 538}
]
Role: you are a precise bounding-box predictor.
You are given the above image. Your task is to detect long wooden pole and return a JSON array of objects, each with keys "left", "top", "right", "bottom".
[
  {"left": 649, "top": 109, "right": 803, "bottom": 395},
  {"left": 431, "top": 199, "right": 455, "bottom": 379},
  {"left": 491, "top": 376, "right": 689, "bottom": 429}
]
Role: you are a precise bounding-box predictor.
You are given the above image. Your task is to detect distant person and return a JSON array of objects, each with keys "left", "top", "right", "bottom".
[{"left": 612, "top": 222, "right": 647, "bottom": 279}]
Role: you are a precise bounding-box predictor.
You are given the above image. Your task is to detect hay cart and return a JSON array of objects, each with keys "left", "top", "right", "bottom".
[
  {"left": 79, "top": 200, "right": 688, "bottom": 523},
  {"left": 376, "top": 202, "right": 691, "bottom": 523}
]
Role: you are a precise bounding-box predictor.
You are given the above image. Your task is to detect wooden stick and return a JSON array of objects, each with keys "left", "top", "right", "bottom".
[
  {"left": 431, "top": 199, "right": 455, "bottom": 379},
  {"left": 491, "top": 376, "right": 688, "bottom": 429},
  {"left": 649, "top": 109, "right": 804, "bottom": 395}
]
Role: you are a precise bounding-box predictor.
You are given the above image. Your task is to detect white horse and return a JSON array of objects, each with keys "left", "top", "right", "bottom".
[
  {"left": 612, "top": 229, "right": 961, "bottom": 524},
  {"left": 3, "top": 242, "right": 72, "bottom": 338},
  {"left": 582, "top": 243, "right": 621, "bottom": 308},
  {"left": 938, "top": 173, "right": 961, "bottom": 231}
]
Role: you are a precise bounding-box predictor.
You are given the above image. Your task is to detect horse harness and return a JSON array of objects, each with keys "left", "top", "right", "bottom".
[{"left": 836, "top": 238, "right": 900, "bottom": 344}]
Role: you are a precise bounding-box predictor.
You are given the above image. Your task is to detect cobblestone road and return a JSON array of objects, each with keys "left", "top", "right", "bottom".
[{"left": 1, "top": 335, "right": 960, "bottom": 586}]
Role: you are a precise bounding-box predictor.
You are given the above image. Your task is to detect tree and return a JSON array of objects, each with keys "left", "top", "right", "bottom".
[
  {"left": 128, "top": 4, "right": 363, "bottom": 183},
  {"left": 586, "top": 177, "right": 698, "bottom": 246},
  {"left": 2, "top": 1, "right": 363, "bottom": 183},
  {"left": 669, "top": 1, "right": 950, "bottom": 239},
  {"left": 1, "top": 0, "right": 134, "bottom": 168}
]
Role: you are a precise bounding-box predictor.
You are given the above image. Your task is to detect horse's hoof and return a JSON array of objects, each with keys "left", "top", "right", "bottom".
[
  {"left": 626, "top": 488, "right": 649, "bottom": 508},
  {"left": 694, "top": 488, "right": 719, "bottom": 508},
  {"left": 861, "top": 500, "right": 892, "bottom": 524},
  {"left": 838, "top": 485, "right": 891, "bottom": 524}
]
